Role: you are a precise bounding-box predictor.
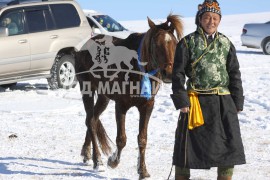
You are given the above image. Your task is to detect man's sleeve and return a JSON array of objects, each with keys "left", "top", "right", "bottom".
[
  {"left": 170, "top": 39, "right": 190, "bottom": 110},
  {"left": 227, "top": 42, "right": 244, "bottom": 111}
]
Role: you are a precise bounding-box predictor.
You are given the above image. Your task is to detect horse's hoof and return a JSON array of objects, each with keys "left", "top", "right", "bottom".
[
  {"left": 93, "top": 162, "right": 105, "bottom": 172},
  {"left": 139, "top": 171, "right": 150, "bottom": 179},
  {"left": 81, "top": 147, "right": 91, "bottom": 164},
  {"left": 107, "top": 155, "right": 120, "bottom": 169},
  {"left": 82, "top": 158, "right": 91, "bottom": 166},
  {"left": 138, "top": 168, "right": 150, "bottom": 179}
]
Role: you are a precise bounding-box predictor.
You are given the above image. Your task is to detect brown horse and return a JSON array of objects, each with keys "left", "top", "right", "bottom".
[{"left": 75, "top": 14, "right": 183, "bottom": 179}]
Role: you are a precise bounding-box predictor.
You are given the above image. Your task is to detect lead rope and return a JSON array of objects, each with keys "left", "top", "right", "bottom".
[
  {"left": 167, "top": 164, "right": 174, "bottom": 180},
  {"left": 167, "top": 112, "right": 184, "bottom": 180}
]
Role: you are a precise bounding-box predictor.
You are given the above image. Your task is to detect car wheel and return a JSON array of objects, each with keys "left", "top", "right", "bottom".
[
  {"left": 47, "top": 54, "right": 77, "bottom": 89},
  {"left": 263, "top": 37, "right": 270, "bottom": 55}
]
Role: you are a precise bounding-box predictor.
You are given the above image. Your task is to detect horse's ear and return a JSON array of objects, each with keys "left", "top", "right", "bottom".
[
  {"left": 166, "top": 21, "right": 174, "bottom": 34},
  {"left": 147, "top": 17, "right": 155, "bottom": 29}
]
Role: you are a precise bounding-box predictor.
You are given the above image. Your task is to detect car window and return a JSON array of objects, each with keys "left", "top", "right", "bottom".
[
  {"left": 0, "top": 9, "right": 25, "bottom": 36},
  {"left": 50, "top": 4, "right": 80, "bottom": 29},
  {"left": 86, "top": 17, "right": 98, "bottom": 28},
  {"left": 92, "top": 15, "right": 126, "bottom": 32},
  {"left": 25, "top": 5, "right": 54, "bottom": 33}
]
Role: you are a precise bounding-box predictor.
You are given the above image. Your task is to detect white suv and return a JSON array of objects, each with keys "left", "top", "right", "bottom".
[
  {"left": 84, "top": 10, "right": 133, "bottom": 39},
  {"left": 0, "top": 0, "right": 91, "bottom": 89}
]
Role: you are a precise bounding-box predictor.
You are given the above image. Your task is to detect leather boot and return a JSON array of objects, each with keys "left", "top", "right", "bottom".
[
  {"left": 217, "top": 176, "right": 232, "bottom": 180},
  {"left": 175, "top": 175, "right": 190, "bottom": 180}
]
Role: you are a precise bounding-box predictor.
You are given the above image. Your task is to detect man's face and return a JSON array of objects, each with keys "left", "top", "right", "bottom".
[
  {"left": 200, "top": 12, "right": 221, "bottom": 35},
  {"left": 1, "top": 18, "right": 10, "bottom": 27}
]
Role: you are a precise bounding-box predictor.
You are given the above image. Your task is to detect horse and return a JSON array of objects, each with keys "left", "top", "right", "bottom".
[{"left": 75, "top": 14, "right": 183, "bottom": 179}]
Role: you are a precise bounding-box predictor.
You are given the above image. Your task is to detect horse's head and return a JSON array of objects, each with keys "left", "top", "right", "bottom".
[{"left": 141, "top": 14, "right": 183, "bottom": 83}]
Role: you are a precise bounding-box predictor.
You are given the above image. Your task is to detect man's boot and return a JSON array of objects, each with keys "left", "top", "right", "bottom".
[
  {"left": 217, "top": 176, "right": 232, "bottom": 180},
  {"left": 175, "top": 175, "right": 190, "bottom": 180},
  {"left": 175, "top": 166, "right": 190, "bottom": 180},
  {"left": 217, "top": 166, "right": 234, "bottom": 180}
]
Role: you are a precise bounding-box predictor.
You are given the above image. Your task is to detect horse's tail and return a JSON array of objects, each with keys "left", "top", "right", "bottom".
[{"left": 96, "top": 119, "right": 112, "bottom": 155}]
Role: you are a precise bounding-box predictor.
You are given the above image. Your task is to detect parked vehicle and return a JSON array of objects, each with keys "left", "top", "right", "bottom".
[
  {"left": 0, "top": 0, "right": 91, "bottom": 89},
  {"left": 241, "top": 21, "right": 270, "bottom": 55},
  {"left": 84, "top": 10, "right": 133, "bottom": 39}
]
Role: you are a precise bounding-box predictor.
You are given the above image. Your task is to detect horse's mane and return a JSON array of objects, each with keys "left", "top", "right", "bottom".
[
  {"left": 166, "top": 14, "right": 184, "bottom": 40},
  {"left": 141, "top": 14, "right": 183, "bottom": 67}
]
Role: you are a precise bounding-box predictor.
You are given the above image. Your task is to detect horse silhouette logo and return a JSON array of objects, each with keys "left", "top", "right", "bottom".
[{"left": 81, "top": 35, "right": 145, "bottom": 81}]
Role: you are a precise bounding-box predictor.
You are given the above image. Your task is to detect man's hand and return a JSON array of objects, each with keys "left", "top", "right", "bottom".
[{"left": 180, "top": 107, "right": 189, "bottom": 113}]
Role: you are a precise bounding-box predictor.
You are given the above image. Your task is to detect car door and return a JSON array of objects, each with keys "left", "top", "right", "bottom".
[
  {"left": 0, "top": 9, "right": 30, "bottom": 76},
  {"left": 24, "top": 5, "right": 56, "bottom": 72}
]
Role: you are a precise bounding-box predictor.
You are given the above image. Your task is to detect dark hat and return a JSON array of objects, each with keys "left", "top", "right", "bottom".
[{"left": 198, "top": 0, "right": 221, "bottom": 17}]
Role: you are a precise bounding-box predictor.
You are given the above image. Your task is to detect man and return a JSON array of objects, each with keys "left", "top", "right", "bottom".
[
  {"left": 170, "top": 0, "right": 246, "bottom": 180},
  {"left": 1, "top": 17, "right": 18, "bottom": 35}
]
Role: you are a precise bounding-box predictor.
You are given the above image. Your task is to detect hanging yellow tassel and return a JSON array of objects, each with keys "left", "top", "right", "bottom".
[{"left": 188, "top": 92, "right": 204, "bottom": 130}]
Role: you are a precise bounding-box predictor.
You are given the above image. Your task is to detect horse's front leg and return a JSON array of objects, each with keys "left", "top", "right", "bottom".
[
  {"left": 107, "top": 102, "right": 129, "bottom": 168},
  {"left": 79, "top": 79, "right": 93, "bottom": 164},
  {"left": 81, "top": 128, "right": 92, "bottom": 164},
  {"left": 80, "top": 91, "right": 94, "bottom": 164},
  {"left": 81, "top": 91, "right": 103, "bottom": 171},
  {"left": 92, "top": 94, "right": 111, "bottom": 170},
  {"left": 137, "top": 100, "right": 154, "bottom": 179}
]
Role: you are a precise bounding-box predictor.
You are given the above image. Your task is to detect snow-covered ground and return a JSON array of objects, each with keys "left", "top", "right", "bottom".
[{"left": 1, "top": 12, "right": 270, "bottom": 180}]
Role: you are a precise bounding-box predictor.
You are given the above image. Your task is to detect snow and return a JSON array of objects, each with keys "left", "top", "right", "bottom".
[{"left": 1, "top": 12, "right": 270, "bottom": 180}]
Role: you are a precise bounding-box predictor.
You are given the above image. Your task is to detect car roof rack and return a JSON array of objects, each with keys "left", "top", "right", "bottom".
[
  {"left": 4, "top": 0, "right": 72, "bottom": 6},
  {"left": 7, "top": 0, "right": 40, "bottom": 5},
  {"left": 0, "top": 0, "right": 73, "bottom": 9}
]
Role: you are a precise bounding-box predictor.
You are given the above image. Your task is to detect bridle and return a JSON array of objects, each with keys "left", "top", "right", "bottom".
[{"left": 148, "top": 30, "right": 175, "bottom": 71}]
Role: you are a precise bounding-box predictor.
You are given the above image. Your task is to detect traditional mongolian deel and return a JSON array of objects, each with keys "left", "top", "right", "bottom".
[
  {"left": 186, "top": 27, "right": 231, "bottom": 95},
  {"left": 171, "top": 26, "right": 246, "bottom": 169}
]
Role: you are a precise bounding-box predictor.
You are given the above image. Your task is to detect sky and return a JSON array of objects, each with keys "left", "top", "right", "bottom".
[{"left": 76, "top": 0, "right": 270, "bottom": 21}]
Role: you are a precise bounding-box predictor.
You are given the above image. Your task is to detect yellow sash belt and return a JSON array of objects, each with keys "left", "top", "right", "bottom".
[{"left": 188, "top": 92, "right": 204, "bottom": 130}]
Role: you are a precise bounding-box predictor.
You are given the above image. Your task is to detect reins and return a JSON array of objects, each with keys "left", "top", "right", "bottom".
[
  {"left": 137, "top": 34, "right": 159, "bottom": 75},
  {"left": 149, "top": 31, "right": 174, "bottom": 71}
]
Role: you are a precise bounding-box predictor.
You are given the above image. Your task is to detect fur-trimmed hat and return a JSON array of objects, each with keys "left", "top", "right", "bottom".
[{"left": 198, "top": 0, "right": 221, "bottom": 17}]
